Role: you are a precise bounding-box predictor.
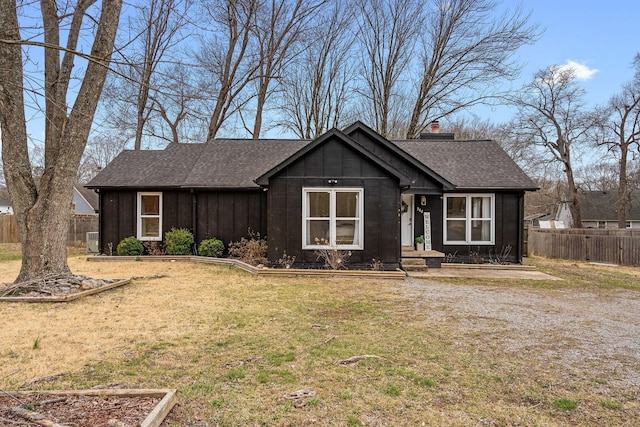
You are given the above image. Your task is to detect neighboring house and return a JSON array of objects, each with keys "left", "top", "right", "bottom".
[
  {"left": 87, "top": 122, "right": 537, "bottom": 268},
  {"left": 0, "top": 198, "right": 13, "bottom": 215},
  {"left": 524, "top": 212, "right": 556, "bottom": 228},
  {"left": 73, "top": 183, "right": 99, "bottom": 214},
  {"left": 557, "top": 190, "right": 640, "bottom": 229}
]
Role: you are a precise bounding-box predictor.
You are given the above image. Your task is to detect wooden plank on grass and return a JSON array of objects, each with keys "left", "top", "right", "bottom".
[{"left": 0, "top": 279, "right": 130, "bottom": 303}]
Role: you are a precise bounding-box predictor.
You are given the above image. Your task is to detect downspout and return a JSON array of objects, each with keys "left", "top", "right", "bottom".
[
  {"left": 191, "top": 189, "right": 198, "bottom": 254},
  {"left": 518, "top": 192, "right": 524, "bottom": 263},
  {"left": 94, "top": 189, "right": 101, "bottom": 254}
]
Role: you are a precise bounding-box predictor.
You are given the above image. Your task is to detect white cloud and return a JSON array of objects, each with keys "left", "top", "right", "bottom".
[{"left": 554, "top": 60, "right": 599, "bottom": 80}]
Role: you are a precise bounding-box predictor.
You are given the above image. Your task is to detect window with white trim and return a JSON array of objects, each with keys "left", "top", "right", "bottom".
[
  {"left": 444, "top": 194, "right": 494, "bottom": 244},
  {"left": 137, "top": 192, "right": 162, "bottom": 241},
  {"left": 303, "top": 188, "right": 363, "bottom": 249}
]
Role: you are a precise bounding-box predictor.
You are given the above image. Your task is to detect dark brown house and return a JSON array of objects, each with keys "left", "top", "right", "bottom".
[{"left": 87, "top": 122, "right": 537, "bottom": 269}]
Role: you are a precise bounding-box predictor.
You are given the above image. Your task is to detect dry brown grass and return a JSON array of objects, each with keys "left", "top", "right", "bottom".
[{"left": 1, "top": 250, "right": 639, "bottom": 426}]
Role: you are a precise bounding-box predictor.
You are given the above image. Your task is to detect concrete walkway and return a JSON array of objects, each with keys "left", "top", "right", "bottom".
[{"left": 407, "top": 264, "right": 561, "bottom": 280}]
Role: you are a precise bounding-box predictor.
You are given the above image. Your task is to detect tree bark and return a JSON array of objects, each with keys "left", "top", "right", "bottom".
[{"left": 0, "top": 0, "right": 122, "bottom": 283}]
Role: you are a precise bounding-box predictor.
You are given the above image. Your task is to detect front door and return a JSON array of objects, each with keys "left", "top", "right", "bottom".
[{"left": 401, "top": 194, "right": 413, "bottom": 247}]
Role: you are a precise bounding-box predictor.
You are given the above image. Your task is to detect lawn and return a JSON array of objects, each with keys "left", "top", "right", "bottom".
[{"left": 1, "top": 247, "right": 639, "bottom": 426}]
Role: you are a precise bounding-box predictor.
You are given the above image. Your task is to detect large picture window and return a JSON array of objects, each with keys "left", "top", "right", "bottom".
[
  {"left": 303, "top": 188, "right": 363, "bottom": 249},
  {"left": 444, "top": 194, "right": 494, "bottom": 244},
  {"left": 137, "top": 192, "right": 162, "bottom": 241}
]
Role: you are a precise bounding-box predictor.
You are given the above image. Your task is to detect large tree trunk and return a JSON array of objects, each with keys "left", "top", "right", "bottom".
[
  {"left": 618, "top": 148, "right": 628, "bottom": 229},
  {"left": 565, "top": 162, "right": 582, "bottom": 228},
  {"left": 0, "top": 0, "right": 122, "bottom": 283}
]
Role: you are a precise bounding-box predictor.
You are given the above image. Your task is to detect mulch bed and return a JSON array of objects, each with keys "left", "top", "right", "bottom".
[
  {"left": 0, "top": 393, "right": 158, "bottom": 426},
  {"left": 0, "top": 389, "right": 177, "bottom": 427}
]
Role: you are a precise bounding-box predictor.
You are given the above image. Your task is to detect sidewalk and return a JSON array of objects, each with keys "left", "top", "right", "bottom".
[{"left": 407, "top": 264, "right": 561, "bottom": 280}]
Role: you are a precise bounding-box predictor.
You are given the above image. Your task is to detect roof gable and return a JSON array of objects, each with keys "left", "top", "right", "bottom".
[
  {"left": 344, "top": 121, "right": 454, "bottom": 191},
  {"left": 255, "top": 128, "right": 411, "bottom": 186}
]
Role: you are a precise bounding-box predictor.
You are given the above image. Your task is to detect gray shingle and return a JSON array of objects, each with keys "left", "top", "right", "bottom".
[
  {"left": 392, "top": 139, "right": 538, "bottom": 190},
  {"left": 88, "top": 133, "right": 536, "bottom": 191},
  {"left": 580, "top": 191, "right": 640, "bottom": 221}
]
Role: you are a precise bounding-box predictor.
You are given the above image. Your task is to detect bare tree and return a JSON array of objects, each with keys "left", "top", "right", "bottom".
[
  {"left": 596, "top": 53, "right": 640, "bottom": 228},
  {"left": 150, "top": 62, "right": 207, "bottom": 144},
  {"left": 103, "top": 0, "right": 190, "bottom": 150},
  {"left": 405, "top": 0, "right": 539, "bottom": 138},
  {"left": 354, "top": 0, "right": 421, "bottom": 138},
  {"left": 197, "top": 0, "right": 261, "bottom": 140},
  {"left": 77, "top": 133, "right": 130, "bottom": 183},
  {"left": 0, "top": 0, "right": 122, "bottom": 282},
  {"left": 248, "top": 0, "right": 328, "bottom": 138},
  {"left": 278, "top": 0, "right": 356, "bottom": 138},
  {"left": 510, "top": 66, "right": 596, "bottom": 228}
]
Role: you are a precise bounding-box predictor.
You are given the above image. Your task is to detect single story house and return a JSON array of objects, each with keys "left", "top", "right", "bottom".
[
  {"left": 0, "top": 198, "right": 13, "bottom": 215},
  {"left": 556, "top": 190, "right": 640, "bottom": 229},
  {"left": 73, "top": 183, "right": 99, "bottom": 214},
  {"left": 87, "top": 122, "right": 537, "bottom": 269}
]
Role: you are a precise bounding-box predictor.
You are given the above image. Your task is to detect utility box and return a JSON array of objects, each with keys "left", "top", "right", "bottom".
[{"left": 86, "top": 231, "right": 99, "bottom": 254}]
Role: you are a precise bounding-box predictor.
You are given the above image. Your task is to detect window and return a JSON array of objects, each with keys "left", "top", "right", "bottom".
[
  {"left": 137, "top": 192, "right": 162, "bottom": 240},
  {"left": 444, "top": 194, "right": 494, "bottom": 244},
  {"left": 303, "top": 188, "right": 363, "bottom": 249}
]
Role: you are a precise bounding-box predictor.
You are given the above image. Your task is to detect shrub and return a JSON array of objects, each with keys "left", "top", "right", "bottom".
[
  {"left": 143, "top": 241, "right": 165, "bottom": 255},
  {"left": 199, "top": 238, "right": 225, "bottom": 257},
  {"left": 165, "top": 228, "right": 194, "bottom": 255},
  {"left": 116, "top": 236, "right": 144, "bottom": 256},
  {"left": 228, "top": 229, "right": 267, "bottom": 266}
]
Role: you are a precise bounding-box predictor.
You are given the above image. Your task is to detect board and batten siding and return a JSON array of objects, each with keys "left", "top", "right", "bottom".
[
  {"left": 409, "top": 191, "right": 525, "bottom": 263},
  {"left": 265, "top": 137, "right": 402, "bottom": 269},
  {"left": 98, "top": 189, "right": 267, "bottom": 254},
  {"left": 195, "top": 191, "right": 267, "bottom": 245}
]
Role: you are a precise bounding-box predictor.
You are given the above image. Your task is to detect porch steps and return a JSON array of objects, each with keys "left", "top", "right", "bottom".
[
  {"left": 401, "top": 248, "right": 445, "bottom": 270},
  {"left": 401, "top": 257, "right": 429, "bottom": 272}
]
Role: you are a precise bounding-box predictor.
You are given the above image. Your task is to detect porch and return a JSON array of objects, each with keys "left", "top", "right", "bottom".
[{"left": 401, "top": 247, "right": 445, "bottom": 270}]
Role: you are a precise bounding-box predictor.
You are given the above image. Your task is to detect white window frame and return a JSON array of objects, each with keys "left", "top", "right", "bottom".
[
  {"left": 302, "top": 187, "right": 364, "bottom": 250},
  {"left": 443, "top": 194, "right": 495, "bottom": 245},
  {"left": 137, "top": 192, "right": 163, "bottom": 241}
]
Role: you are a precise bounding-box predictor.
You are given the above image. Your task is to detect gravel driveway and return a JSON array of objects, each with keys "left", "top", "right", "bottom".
[{"left": 400, "top": 278, "right": 640, "bottom": 390}]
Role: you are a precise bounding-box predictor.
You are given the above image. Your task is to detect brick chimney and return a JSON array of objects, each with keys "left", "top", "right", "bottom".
[{"left": 431, "top": 120, "right": 440, "bottom": 133}]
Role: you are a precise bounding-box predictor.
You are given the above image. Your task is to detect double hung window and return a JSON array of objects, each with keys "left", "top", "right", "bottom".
[
  {"left": 137, "top": 192, "right": 162, "bottom": 240},
  {"left": 303, "top": 188, "right": 363, "bottom": 249},
  {"left": 444, "top": 194, "right": 494, "bottom": 244}
]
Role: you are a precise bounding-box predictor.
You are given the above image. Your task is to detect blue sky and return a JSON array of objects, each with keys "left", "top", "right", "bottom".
[{"left": 478, "top": 0, "right": 640, "bottom": 123}]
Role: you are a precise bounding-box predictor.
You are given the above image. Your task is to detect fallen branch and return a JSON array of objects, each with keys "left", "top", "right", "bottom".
[
  {"left": 283, "top": 388, "right": 316, "bottom": 400},
  {"left": 22, "top": 373, "right": 68, "bottom": 389},
  {"left": 35, "top": 397, "right": 67, "bottom": 407},
  {"left": 335, "top": 355, "right": 387, "bottom": 365},
  {"left": 0, "top": 416, "right": 31, "bottom": 425},
  {"left": 8, "top": 406, "right": 70, "bottom": 427}
]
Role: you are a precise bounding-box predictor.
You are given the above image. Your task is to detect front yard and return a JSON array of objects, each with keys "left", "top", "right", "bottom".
[{"left": 1, "top": 248, "right": 639, "bottom": 426}]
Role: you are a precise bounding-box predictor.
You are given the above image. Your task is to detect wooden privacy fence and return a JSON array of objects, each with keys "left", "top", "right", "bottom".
[
  {"left": 528, "top": 228, "right": 640, "bottom": 266},
  {"left": 0, "top": 215, "right": 98, "bottom": 246}
]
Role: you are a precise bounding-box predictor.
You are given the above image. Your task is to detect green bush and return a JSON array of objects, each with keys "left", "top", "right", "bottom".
[
  {"left": 116, "top": 236, "right": 144, "bottom": 256},
  {"left": 165, "top": 227, "right": 194, "bottom": 255},
  {"left": 199, "top": 238, "right": 225, "bottom": 257}
]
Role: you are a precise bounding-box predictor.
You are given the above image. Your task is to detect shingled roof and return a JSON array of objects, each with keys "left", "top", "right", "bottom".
[
  {"left": 393, "top": 139, "right": 538, "bottom": 190},
  {"left": 580, "top": 191, "right": 640, "bottom": 221},
  {"left": 87, "top": 125, "right": 537, "bottom": 191},
  {"left": 87, "top": 139, "right": 310, "bottom": 189}
]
